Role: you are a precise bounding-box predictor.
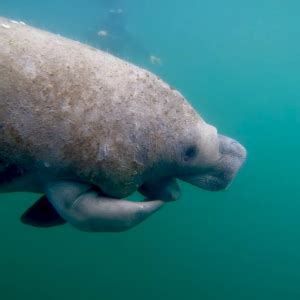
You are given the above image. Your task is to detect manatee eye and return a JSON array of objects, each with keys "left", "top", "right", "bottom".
[{"left": 183, "top": 145, "right": 198, "bottom": 162}]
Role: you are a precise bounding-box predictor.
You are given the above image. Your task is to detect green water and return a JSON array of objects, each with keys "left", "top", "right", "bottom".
[{"left": 0, "top": 1, "right": 300, "bottom": 299}]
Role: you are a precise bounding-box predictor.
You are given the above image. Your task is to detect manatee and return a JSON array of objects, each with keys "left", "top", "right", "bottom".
[{"left": 0, "top": 17, "right": 246, "bottom": 232}]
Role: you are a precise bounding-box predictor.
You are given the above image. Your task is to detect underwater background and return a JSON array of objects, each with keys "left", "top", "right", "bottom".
[{"left": 0, "top": 0, "right": 299, "bottom": 299}]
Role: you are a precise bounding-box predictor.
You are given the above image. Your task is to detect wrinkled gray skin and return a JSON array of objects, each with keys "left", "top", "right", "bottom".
[{"left": 0, "top": 18, "right": 246, "bottom": 232}]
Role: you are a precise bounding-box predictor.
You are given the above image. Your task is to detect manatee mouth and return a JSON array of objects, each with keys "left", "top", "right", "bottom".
[{"left": 180, "top": 135, "right": 247, "bottom": 191}]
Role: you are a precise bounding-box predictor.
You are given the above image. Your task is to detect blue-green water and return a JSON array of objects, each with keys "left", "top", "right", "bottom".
[{"left": 0, "top": 1, "right": 300, "bottom": 299}]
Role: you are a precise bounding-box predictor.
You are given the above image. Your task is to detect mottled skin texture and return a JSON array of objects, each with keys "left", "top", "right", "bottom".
[
  {"left": 0, "top": 17, "right": 218, "bottom": 196},
  {"left": 0, "top": 18, "right": 246, "bottom": 231}
]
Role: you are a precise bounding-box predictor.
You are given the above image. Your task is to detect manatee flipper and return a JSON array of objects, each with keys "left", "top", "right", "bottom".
[
  {"left": 138, "top": 178, "right": 181, "bottom": 202},
  {"left": 45, "top": 181, "right": 164, "bottom": 232},
  {"left": 21, "top": 195, "right": 66, "bottom": 227}
]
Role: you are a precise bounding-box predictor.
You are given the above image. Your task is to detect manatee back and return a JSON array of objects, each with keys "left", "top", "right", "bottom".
[{"left": 0, "top": 17, "right": 199, "bottom": 195}]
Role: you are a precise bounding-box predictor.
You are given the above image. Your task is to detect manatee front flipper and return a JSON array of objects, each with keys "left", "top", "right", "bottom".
[
  {"left": 138, "top": 178, "right": 181, "bottom": 202},
  {"left": 45, "top": 181, "right": 164, "bottom": 232},
  {"left": 21, "top": 195, "right": 66, "bottom": 227}
]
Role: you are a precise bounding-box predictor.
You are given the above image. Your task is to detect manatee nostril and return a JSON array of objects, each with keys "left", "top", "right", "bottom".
[{"left": 219, "top": 135, "right": 247, "bottom": 161}]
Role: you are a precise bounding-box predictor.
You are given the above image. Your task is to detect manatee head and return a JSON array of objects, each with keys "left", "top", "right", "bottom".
[
  {"left": 90, "top": 82, "right": 246, "bottom": 200},
  {"left": 175, "top": 122, "right": 246, "bottom": 191},
  {"left": 138, "top": 117, "right": 246, "bottom": 201}
]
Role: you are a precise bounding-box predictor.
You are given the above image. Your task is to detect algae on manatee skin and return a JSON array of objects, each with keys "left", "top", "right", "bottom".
[{"left": 0, "top": 0, "right": 299, "bottom": 299}]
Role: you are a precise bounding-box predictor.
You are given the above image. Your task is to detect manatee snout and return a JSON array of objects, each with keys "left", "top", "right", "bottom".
[
  {"left": 218, "top": 135, "right": 246, "bottom": 160},
  {"left": 180, "top": 134, "right": 246, "bottom": 191}
]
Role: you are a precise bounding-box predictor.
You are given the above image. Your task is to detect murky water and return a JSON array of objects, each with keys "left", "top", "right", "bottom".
[{"left": 0, "top": 1, "right": 299, "bottom": 299}]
